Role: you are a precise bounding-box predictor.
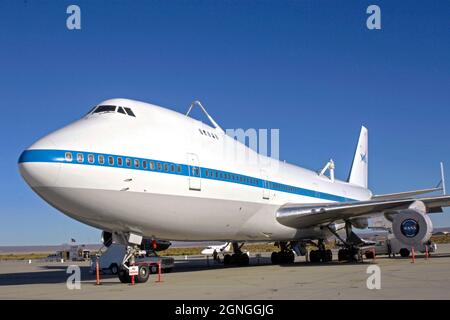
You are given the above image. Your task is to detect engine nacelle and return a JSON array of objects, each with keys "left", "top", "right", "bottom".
[{"left": 392, "top": 209, "right": 433, "bottom": 246}]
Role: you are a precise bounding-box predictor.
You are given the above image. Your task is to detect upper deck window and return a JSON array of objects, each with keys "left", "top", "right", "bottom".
[{"left": 93, "top": 105, "right": 116, "bottom": 113}]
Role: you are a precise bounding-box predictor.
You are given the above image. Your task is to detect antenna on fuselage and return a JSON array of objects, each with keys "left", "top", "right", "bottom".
[{"left": 186, "top": 100, "right": 225, "bottom": 134}]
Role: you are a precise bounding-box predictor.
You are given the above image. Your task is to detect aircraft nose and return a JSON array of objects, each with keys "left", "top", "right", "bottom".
[{"left": 18, "top": 138, "right": 62, "bottom": 188}]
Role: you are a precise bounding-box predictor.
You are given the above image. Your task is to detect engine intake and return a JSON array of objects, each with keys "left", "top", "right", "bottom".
[{"left": 392, "top": 209, "right": 433, "bottom": 246}]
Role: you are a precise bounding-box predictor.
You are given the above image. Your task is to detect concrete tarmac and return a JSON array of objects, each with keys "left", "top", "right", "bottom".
[{"left": 1, "top": 244, "right": 450, "bottom": 299}]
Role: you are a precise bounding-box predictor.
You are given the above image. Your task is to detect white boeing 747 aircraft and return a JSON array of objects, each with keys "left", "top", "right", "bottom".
[{"left": 19, "top": 98, "right": 449, "bottom": 283}]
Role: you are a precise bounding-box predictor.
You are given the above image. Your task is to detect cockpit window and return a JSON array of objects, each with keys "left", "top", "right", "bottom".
[
  {"left": 93, "top": 105, "right": 116, "bottom": 113},
  {"left": 117, "top": 107, "right": 126, "bottom": 114},
  {"left": 124, "top": 107, "right": 135, "bottom": 117}
]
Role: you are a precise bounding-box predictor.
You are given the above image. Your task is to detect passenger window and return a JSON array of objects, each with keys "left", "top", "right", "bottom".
[
  {"left": 108, "top": 156, "right": 114, "bottom": 165},
  {"left": 199, "top": 129, "right": 203, "bottom": 135},
  {"left": 157, "top": 163, "right": 162, "bottom": 171},
  {"left": 150, "top": 162, "right": 155, "bottom": 170},
  {"left": 77, "top": 153, "right": 84, "bottom": 163},
  {"left": 205, "top": 170, "right": 209, "bottom": 176},
  {"left": 164, "top": 164, "right": 168, "bottom": 172},
  {"left": 134, "top": 159, "right": 139, "bottom": 168},
  {"left": 126, "top": 158, "right": 131, "bottom": 167},
  {"left": 177, "top": 165, "right": 181, "bottom": 173},
  {"left": 117, "top": 107, "right": 126, "bottom": 114},
  {"left": 99, "top": 155, "right": 105, "bottom": 164},
  {"left": 117, "top": 157, "right": 123, "bottom": 166},
  {"left": 65, "top": 152, "right": 73, "bottom": 162},
  {"left": 170, "top": 164, "right": 174, "bottom": 172},
  {"left": 142, "top": 160, "right": 147, "bottom": 169},
  {"left": 88, "top": 154, "right": 94, "bottom": 163},
  {"left": 124, "top": 107, "right": 136, "bottom": 117}
]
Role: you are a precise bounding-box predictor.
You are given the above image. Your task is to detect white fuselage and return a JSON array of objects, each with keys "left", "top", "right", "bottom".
[{"left": 19, "top": 98, "right": 371, "bottom": 242}]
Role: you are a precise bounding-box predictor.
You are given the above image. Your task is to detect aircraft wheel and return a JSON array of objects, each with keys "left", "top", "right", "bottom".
[
  {"left": 287, "top": 251, "right": 295, "bottom": 263},
  {"left": 325, "top": 249, "right": 333, "bottom": 262},
  {"left": 224, "top": 254, "right": 232, "bottom": 265},
  {"left": 239, "top": 253, "right": 250, "bottom": 266},
  {"left": 118, "top": 267, "right": 131, "bottom": 283},
  {"left": 309, "top": 250, "right": 319, "bottom": 263},
  {"left": 136, "top": 266, "right": 150, "bottom": 283},
  {"left": 399, "top": 248, "right": 410, "bottom": 257},
  {"left": 338, "top": 249, "right": 348, "bottom": 262},
  {"left": 271, "top": 252, "right": 279, "bottom": 264}
]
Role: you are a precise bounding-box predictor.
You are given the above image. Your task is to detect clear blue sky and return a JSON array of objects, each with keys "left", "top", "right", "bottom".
[{"left": 0, "top": 1, "right": 449, "bottom": 245}]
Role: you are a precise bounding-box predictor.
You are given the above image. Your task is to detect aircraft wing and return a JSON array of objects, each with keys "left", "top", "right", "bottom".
[{"left": 275, "top": 195, "right": 450, "bottom": 229}]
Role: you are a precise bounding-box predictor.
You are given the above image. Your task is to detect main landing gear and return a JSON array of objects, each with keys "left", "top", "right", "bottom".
[
  {"left": 223, "top": 242, "right": 250, "bottom": 266},
  {"left": 308, "top": 239, "right": 333, "bottom": 263},
  {"left": 328, "top": 221, "right": 364, "bottom": 262},
  {"left": 270, "top": 242, "right": 296, "bottom": 264}
]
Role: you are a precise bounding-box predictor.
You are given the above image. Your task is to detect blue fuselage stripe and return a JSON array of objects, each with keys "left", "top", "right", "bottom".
[{"left": 18, "top": 149, "right": 353, "bottom": 202}]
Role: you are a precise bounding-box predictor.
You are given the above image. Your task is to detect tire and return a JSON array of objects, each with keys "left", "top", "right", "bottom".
[
  {"left": 240, "top": 253, "right": 249, "bottom": 266},
  {"left": 136, "top": 266, "right": 150, "bottom": 283},
  {"left": 338, "top": 249, "right": 348, "bottom": 262},
  {"left": 118, "top": 268, "right": 131, "bottom": 283},
  {"left": 271, "top": 252, "right": 279, "bottom": 264},
  {"left": 109, "top": 263, "right": 119, "bottom": 275},
  {"left": 399, "top": 248, "right": 410, "bottom": 257},
  {"left": 365, "top": 251, "right": 375, "bottom": 259},
  {"left": 309, "top": 250, "right": 319, "bottom": 263},
  {"left": 287, "top": 251, "right": 295, "bottom": 264},
  {"left": 224, "top": 254, "right": 232, "bottom": 265},
  {"left": 325, "top": 249, "right": 333, "bottom": 262}
]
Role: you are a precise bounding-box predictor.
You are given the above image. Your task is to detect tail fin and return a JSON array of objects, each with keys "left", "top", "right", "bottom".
[{"left": 348, "top": 126, "right": 368, "bottom": 188}]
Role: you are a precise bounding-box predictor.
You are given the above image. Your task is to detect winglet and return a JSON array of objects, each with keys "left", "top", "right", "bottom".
[{"left": 348, "top": 126, "right": 368, "bottom": 188}]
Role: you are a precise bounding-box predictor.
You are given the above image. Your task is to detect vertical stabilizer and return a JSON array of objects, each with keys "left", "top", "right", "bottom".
[{"left": 348, "top": 126, "right": 368, "bottom": 188}]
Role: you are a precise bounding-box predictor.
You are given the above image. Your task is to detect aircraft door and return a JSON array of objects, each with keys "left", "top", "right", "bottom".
[
  {"left": 187, "top": 153, "right": 201, "bottom": 191},
  {"left": 261, "top": 169, "right": 270, "bottom": 200}
]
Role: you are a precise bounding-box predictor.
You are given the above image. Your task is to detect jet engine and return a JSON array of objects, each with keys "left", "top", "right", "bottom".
[{"left": 392, "top": 209, "right": 433, "bottom": 246}]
